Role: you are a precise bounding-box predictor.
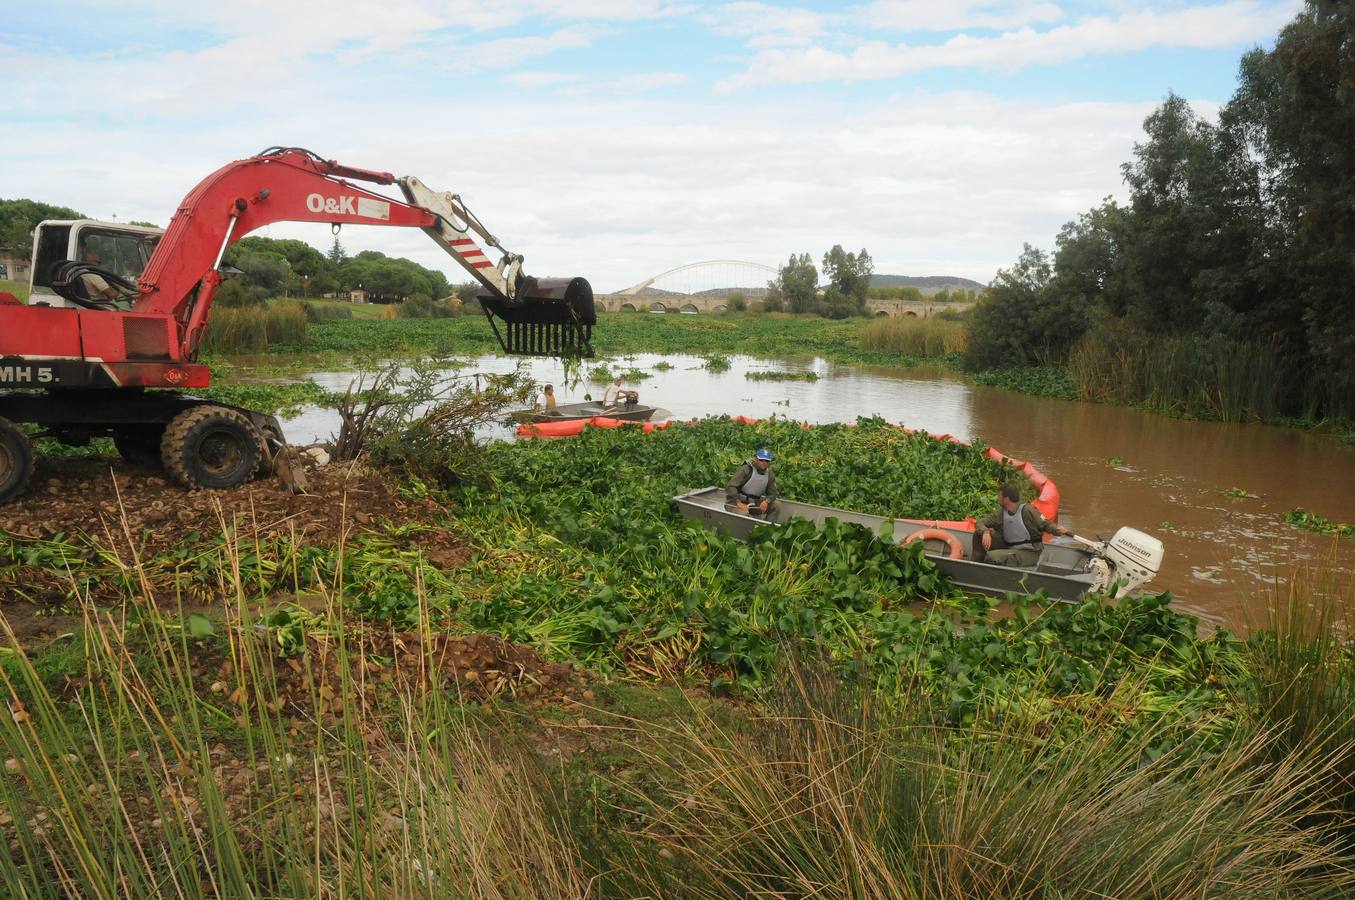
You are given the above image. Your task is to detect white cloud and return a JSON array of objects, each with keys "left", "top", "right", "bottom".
[
  {"left": 1, "top": 2, "right": 1269, "bottom": 294},
  {"left": 852, "top": 0, "right": 1065, "bottom": 32},
  {"left": 504, "top": 70, "right": 583, "bottom": 87},
  {"left": 717, "top": 1, "right": 1298, "bottom": 90},
  {"left": 3, "top": 88, "right": 1168, "bottom": 291},
  {"left": 458, "top": 25, "right": 611, "bottom": 71},
  {"left": 705, "top": 3, "right": 828, "bottom": 48}
]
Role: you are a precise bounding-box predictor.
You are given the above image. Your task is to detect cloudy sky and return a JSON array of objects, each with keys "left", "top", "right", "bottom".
[{"left": 1, "top": 1, "right": 1297, "bottom": 291}]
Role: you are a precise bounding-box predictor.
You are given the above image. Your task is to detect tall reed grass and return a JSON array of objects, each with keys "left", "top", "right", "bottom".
[
  {"left": 618, "top": 660, "right": 1354, "bottom": 898},
  {"left": 862, "top": 316, "right": 966, "bottom": 358},
  {"left": 201, "top": 302, "right": 308, "bottom": 353},
  {"left": 1067, "top": 321, "right": 1287, "bottom": 422},
  {"left": 1246, "top": 569, "right": 1355, "bottom": 844},
  {"left": 0, "top": 543, "right": 596, "bottom": 897}
]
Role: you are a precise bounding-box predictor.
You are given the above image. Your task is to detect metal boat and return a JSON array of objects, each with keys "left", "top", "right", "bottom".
[
  {"left": 531, "top": 401, "right": 657, "bottom": 423},
  {"left": 671, "top": 486, "right": 1164, "bottom": 603}
]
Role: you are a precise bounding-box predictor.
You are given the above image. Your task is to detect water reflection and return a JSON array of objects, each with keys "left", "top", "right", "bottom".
[{"left": 265, "top": 354, "right": 1355, "bottom": 631}]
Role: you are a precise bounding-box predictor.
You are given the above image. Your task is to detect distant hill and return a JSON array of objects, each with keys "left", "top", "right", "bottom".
[{"left": 871, "top": 274, "right": 985, "bottom": 291}]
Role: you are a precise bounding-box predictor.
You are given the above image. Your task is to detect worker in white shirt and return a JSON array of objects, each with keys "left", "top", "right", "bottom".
[{"left": 602, "top": 376, "right": 638, "bottom": 409}]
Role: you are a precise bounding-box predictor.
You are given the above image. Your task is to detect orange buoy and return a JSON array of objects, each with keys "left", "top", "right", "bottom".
[{"left": 900, "top": 528, "right": 965, "bottom": 559}]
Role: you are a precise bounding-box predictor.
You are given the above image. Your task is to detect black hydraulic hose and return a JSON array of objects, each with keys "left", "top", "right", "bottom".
[{"left": 48, "top": 261, "right": 139, "bottom": 310}]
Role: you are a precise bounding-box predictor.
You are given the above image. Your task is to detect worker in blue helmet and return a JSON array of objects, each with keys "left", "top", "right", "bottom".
[{"left": 725, "top": 447, "right": 780, "bottom": 518}]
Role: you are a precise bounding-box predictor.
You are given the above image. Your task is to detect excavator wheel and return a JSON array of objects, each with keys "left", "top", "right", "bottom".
[
  {"left": 0, "top": 416, "right": 35, "bottom": 505},
  {"left": 161, "top": 405, "right": 263, "bottom": 491}
]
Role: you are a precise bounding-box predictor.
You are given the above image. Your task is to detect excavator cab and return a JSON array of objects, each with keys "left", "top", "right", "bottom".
[{"left": 28, "top": 220, "right": 162, "bottom": 309}]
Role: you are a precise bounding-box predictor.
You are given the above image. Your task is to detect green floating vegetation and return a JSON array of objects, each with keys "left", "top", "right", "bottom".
[
  {"left": 745, "top": 370, "right": 818, "bottom": 382},
  {"left": 969, "top": 366, "right": 1079, "bottom": 400},
  {"left": 437, "top": 417, "right": 1240, "bottom": 720},
  {"left": 587, "top": 363, "right": 653, "bottom": 383},
  {"left": 1285, "top": 508, "right": 1355, "bottom": 538},
  {"left": 703, "top": 354, "right": 732, "bottom": 372}
]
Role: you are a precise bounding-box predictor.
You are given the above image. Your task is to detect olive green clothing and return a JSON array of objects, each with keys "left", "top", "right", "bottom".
[
  {"left": 725, "top": 461, "right": 778, "bottom": 505},
  {"left": 975, "top": 503, "right": 1059, "bottom": 568},
  {"left": 977, "top": 503, "right": 1058, "bottom": 545}
]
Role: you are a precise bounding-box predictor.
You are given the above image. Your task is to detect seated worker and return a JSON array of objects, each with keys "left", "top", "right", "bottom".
[
  {"left": 974, "top": 484, "right": 1070, "bottom": 567},
  {"left": 537, "top": 383, "right": 559, "bottom": 415},
  {"left": 725, "top": 448, "right": 779, "bottom": 517},
  {"left": 79, "top": 249, "right": 121, "bottom": 303},
  {"left": 602, "top": 376, "right": 639, "bottom": 408}
]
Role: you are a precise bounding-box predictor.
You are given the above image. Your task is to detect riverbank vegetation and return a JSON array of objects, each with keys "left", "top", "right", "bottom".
[
  {"left": 965, "top": 2, "right": 1355, "bottom": 428},
  {"left": 266, "top": 311, "right": 952, "bottom": 369},
  {"left": 862, "top": 316, "right": 966, "bottom": 358},
  {"left": 2, "top": 404, "right": 1352, "bottom": 893}
]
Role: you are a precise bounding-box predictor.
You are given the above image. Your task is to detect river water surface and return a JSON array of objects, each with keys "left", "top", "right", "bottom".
[{"left": 272, "top": 352, "right": 1355, "bottom": 631}]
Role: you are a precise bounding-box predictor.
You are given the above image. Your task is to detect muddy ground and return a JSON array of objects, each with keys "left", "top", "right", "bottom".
[{"left": 3, "top": 455, "right": 448, "bottom": 552}]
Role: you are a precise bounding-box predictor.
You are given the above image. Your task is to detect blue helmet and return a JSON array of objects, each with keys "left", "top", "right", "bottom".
[{"left": 755, "top": 448, "right": 773, "bottom": 462}]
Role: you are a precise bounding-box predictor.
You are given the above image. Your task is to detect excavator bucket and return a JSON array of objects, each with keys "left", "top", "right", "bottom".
[{"left": 480, "top": 276, "right": 595, "bottom": 357}]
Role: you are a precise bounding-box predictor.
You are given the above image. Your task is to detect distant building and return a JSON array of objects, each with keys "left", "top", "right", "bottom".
[
  {"left": 0, "top": 252, "right": 30, "bottom": 282},
  {"left": 349, "top": 288, "right": 367, "bottom": 304}
]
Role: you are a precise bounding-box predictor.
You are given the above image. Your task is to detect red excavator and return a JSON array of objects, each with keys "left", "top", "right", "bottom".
[{"left": 0, "top": 147, "right": 595, "bottom": 503}]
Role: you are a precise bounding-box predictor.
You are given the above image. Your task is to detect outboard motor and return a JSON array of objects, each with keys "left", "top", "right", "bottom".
[{"left": 1088, "top": 527, "right": 1165, "bottom": 598}]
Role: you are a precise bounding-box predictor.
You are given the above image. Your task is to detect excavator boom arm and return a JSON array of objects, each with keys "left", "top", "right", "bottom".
[{"left": 133, "top": 147, "right": 592, "bottom": 357}]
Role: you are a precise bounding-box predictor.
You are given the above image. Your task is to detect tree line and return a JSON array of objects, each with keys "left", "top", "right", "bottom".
[
  {"left": 765, "top": 245, "right": 875, "bottom": 318},
  {"left": 222, "top": 236, "right": 452, "bottom": 304},
  {"left": 966, "top": 1, "right": 1355, "bottom": 422}
]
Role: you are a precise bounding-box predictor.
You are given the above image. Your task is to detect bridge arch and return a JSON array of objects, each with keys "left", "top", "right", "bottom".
[{"left": 618, "top": 260, "right": 778, "bottom": 297}]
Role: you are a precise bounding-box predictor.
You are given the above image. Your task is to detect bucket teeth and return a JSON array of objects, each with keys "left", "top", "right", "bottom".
[{"left": 501, "top": 320, "right": 593, "bottom": 357}]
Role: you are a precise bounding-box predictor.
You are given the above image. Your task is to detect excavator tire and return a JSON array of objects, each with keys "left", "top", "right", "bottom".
[
  {"left": 161, "top": 405, "right": 263, "bottom": 490},
  {"left": 0, "top": 416, "right": 35, "bottom": 505}
]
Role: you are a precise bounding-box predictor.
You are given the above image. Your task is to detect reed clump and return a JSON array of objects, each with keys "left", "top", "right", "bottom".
[
  {"left": 1067, "top": 320, "right": 1287, "bottom": 423},
  {"left": 201, "top": 302, "right": 308, "bottom": 353},
  {"left": 862, "top": 316, "right": 966, "bottom": 358},
  {"left": 618, "top": 660, "right": 1355, "bottom": 898}
]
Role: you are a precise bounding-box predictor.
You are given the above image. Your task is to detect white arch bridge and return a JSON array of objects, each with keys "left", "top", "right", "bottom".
[{"left": 598, "top": 260, "right": 777, "bottom": 313}]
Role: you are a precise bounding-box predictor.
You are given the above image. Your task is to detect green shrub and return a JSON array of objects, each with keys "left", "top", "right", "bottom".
[
  {"left": 397, "top": 294, "right": 459, "bottom": 318},
  {"left": 213, "top": 278, "right": 266, "bottom": 308},
  {"left": 963, "top": 245, "right": 1087, "bottom": 371}
]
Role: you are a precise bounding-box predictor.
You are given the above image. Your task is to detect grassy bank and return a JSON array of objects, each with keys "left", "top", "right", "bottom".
[
  {"left": 0, "top": 279, "right": 28, "bottom": 302},
  {"left": 1, "top": 411, "right": 1352, "bottom": 892}
]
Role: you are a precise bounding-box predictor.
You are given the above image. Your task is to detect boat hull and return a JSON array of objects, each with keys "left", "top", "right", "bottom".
[
  {"left": 531, "top": 401, "right": 657, "bottom": 423},
  {"left": 671, "top": 486, "right": 1100, "bottom": 603}
]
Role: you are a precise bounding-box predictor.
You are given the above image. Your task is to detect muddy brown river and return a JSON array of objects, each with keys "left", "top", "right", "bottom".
[{"left": 276, "top": 353, "right": 1355, "bottom": 632}]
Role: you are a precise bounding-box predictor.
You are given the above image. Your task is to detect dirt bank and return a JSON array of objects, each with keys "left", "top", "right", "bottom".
[{"left": 1, "top": 454, "right": 458, "bottom": 557}]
